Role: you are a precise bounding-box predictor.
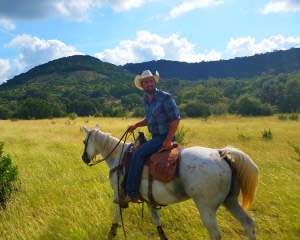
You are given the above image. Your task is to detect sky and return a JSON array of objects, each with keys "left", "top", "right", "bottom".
[{"left": 0, "top": 0, "right": 300, "bottom": 84}]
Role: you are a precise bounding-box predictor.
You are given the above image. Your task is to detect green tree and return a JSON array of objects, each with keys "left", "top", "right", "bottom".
[
  {"left": 14, "top": 98, "right": 55, "bottom": 119},
  {"left": 230, "top": 95, "right": 274, "bottom": 116}
]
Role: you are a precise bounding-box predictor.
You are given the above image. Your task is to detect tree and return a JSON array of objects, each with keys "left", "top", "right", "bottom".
[
  {"left": 14, "top": 98, "right": 56, "bottom": 119},
  {"left": 230, "top": 95, "right": 274, "bottom": 116},
  {"left": 184, "top": 101, "right": 211, "bottom": 118}
]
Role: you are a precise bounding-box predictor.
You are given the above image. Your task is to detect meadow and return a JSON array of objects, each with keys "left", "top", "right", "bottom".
[{"left": 0, "top": 116, "right": 299, "bottom": 240}]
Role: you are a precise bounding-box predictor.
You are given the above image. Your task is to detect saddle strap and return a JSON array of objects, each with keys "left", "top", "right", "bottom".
[{"left": 148, "top": 173, "right": 166, "bottom": 208}]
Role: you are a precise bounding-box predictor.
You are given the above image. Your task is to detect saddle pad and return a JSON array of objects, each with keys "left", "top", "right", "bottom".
[{"left": 148, "top": 146, "right": 180, "bottom": 182}]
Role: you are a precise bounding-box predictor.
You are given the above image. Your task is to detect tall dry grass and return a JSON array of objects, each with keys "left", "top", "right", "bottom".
[{"left": 0, "top": 116, "right": 299, "bottom": 239}]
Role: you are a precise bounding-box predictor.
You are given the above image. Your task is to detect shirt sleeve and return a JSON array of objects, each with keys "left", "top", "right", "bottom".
[{"left": 163, "top": 94, "right": 181, "bottom": 121}]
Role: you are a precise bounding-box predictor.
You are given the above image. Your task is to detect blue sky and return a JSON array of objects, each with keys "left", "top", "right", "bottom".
[{"left": 0, "top": 0, "right": 300, "bottom": 84}]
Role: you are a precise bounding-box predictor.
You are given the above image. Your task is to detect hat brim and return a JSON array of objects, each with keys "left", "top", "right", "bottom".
[{"left": 134, "top": 75, "right": 159, "bottom": 90}]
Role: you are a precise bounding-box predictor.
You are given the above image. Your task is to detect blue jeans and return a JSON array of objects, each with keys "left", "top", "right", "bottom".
[{"left": 125, "top": 135, "right": 165, "bottom": 197}]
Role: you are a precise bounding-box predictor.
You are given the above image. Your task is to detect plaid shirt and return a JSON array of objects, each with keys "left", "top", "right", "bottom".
[{"left": 144, "top": 89, "right": 180, "bottom": 137}]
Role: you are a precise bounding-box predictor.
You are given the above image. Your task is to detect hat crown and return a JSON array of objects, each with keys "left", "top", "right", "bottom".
[
  {"left": 134, "top": 69, "right": 159, "bottom": 90},
  {"left": 141, "top": 70, "right": 153, "bottom": 78}
]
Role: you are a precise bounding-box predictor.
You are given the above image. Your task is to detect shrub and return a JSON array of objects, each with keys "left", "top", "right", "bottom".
[
  {"left": 277, "top": 114, "right": 288, "bottom": 120},
  {"left": 176, "top": 125, "right": 190, "bottom": 145},
  {"left": 0, "top": 142, "right": 18, "bottom": 208},
  {"left": 261, "top": 129, "right": 272, "bottom": 140},
  {"left": 288, "top": 142, "right": 300, "bottom": 162},
  {"left": 289, "top": 113, "right": 299, "bottom": 121},
  {"left": 68, "top": 112, "right": 78, "bottom": 120}
]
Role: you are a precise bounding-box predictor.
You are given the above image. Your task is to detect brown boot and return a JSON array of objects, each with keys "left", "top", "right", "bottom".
[
  {"left": 114, "top": 194, "right": 140, "bottom": 207},
  {"left": 114, "top": 194, "right": 131, "bottom": 208}
]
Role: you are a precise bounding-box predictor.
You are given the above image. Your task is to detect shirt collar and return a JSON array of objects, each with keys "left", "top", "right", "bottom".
[{"left": 144, "top": 88, "right": 158, "bottom": 103}]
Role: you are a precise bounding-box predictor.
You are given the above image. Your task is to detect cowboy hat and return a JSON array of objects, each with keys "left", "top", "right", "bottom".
[{"left": 134, "top": 70, "right": 159, "bottom": 90}]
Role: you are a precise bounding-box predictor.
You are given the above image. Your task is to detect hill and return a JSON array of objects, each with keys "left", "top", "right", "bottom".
[
  {"left": 123, "top": 48, "right": 300, "bottom": 80},
  {"left": 0, "top": 49, "right": 300, "bottom": 119}
]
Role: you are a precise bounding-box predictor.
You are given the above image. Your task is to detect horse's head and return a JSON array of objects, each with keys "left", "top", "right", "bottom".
[{"left": 81, "top": 125, "right": 99, "bottom": 165}]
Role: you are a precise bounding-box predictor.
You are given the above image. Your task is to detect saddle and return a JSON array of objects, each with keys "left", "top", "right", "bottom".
[
  {"left": 123, "top": 144, "right": 180, "bottom": 183},
  {"left": 146, "top": 144, "right": 180, "bottom": 182}
]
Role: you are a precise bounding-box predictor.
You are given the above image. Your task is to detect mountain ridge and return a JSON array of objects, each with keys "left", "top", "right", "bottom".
[{"left": 123, "top": 47, "right": 300, "bottom": 80}]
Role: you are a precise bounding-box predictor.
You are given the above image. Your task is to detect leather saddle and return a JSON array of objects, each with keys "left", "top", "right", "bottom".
[{"left": 123, "top": 132, "right": 180, "bottom": 183}]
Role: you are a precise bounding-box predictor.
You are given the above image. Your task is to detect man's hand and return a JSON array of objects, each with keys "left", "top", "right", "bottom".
[
  {"left": 128, "top": 124, "right": 137, "bottom": 133},
  {"left": 162, "top": 139, "right": 173, "bottom": 150}
]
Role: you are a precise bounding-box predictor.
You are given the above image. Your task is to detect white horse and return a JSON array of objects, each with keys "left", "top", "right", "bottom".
[{"left": 81, "top": 125, "right": 259, "bottom": 240}]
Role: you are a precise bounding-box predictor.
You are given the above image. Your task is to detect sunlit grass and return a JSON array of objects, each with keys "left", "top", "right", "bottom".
[{"left": 0, "top": 116, "right": 299, "bottom": 239}]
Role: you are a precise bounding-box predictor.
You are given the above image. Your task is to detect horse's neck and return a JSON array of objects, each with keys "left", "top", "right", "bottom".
[{"left": 95, "top": 131, "right": 128, "bottom": 169}]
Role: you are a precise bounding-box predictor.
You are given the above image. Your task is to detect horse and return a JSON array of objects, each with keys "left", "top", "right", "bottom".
[{"left": 81, "top": 125, "right": 259, "bottom": 240}]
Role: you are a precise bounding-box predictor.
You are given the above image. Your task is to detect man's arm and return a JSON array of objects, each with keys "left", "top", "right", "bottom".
[
  {"left": 163, "top": 119, "right": 180, "bottom": 149},
  {"left": 128, "top": 118, "right": 147, "bottom": 132}
]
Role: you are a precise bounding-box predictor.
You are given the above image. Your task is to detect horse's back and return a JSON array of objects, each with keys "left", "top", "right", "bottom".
[{"left": 179, "top": 146, "right": 232, "bottom": 201}]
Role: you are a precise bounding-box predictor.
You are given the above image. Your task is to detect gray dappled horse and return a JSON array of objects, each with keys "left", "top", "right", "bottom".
[{"left": 81, "top": 125, "right": 259, "bottom": 240}]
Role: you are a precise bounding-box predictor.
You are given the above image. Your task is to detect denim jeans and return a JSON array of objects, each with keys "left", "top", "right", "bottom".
[{"left": 125, "top": 135, "right": 165, "bottom": 197}]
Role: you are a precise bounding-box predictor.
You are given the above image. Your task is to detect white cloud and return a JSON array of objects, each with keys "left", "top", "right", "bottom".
[
  {"left": 261, "top": 0, "right": 300, "bottom": 14},
  {"left": 7, "top": 34, "right": 82, "bottom": 73},
  {"left": 168, "top": 0, "right": 224, "bottom": 19},
  {"left": 0, "top": 17, "right": 15, "bottom": 31},
  {"left": 106, "top": 0, "right": 147, "bottom": 12},
  {"left": 0, "top": 59, "right": 11, "bottom": 84},
  {"left": 95, "top": 30, "right": 221, "bottom": 65},
  {"left": 226, "top": 35, "right": 300, "bottom": 58}
]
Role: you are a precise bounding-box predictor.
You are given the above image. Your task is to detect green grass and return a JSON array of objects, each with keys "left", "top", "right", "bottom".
[{"left": 0, "top": 116, "right": 299, "bottom": 240}]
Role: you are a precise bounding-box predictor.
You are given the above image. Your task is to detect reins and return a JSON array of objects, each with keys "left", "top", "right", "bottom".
[
  {"left": 84, "top": 128, "right": 136, "bottom": 240},
  {"left": 87, "top": 128, "right": 134, "bottom": 167}
]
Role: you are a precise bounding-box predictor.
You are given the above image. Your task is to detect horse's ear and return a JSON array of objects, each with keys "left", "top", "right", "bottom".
[
  {"left": 95, "top": 124, "right": 100, "bottom": 131},
  {"left": 81, "top": 126, "right": 89, "bottom": 134}
]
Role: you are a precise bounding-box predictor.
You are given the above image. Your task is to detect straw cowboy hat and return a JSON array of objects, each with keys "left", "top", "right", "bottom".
[{"left": 134, "top": 70, "right": 159, "bottom": 90}]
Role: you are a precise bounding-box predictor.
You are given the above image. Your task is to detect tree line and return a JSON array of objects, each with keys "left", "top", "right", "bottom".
[{"left": 0, "top": 71, "right": 299, "bottom": 119}]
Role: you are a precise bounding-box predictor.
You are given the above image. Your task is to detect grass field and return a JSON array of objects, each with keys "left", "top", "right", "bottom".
[{"left": 0, "top": 116, "right": 299, "bottom": 240}]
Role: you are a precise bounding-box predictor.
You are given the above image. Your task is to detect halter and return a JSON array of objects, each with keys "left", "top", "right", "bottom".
[{"left": 83, "top": 128, "right": 134, "bottom": 166}]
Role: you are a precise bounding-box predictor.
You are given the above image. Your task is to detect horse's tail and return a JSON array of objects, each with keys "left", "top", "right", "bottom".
[{"left": 220, "top": 147, "right": 259, "bottom": 210}]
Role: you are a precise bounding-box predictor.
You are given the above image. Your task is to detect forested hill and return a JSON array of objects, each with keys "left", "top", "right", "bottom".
[
  {"left": 1, "top": 55, "right": 134, "bottom": 89},
  {"left": 0, "top": 48, "right": 299, "bottom": 119},
  {"left": 123, "top": 47, "right": 300, "bottom": 80}
]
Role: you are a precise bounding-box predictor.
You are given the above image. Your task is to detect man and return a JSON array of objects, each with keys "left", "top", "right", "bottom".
[{"left": 117, "top": 69, "right": 180, "bottom": 205}]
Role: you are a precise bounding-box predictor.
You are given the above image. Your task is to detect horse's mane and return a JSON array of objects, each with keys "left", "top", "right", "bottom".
[{"left": 95, "top": 130, "right": 128, "bottom": 158}]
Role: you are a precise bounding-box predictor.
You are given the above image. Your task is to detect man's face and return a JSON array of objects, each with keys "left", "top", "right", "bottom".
[{"left": 141, "top": 77, "right": 156, "bottom": 94}]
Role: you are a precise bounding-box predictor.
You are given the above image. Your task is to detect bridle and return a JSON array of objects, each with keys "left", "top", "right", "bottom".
[
  {"left": 82, "top": 128, "right": 136, "bottom": 239},
  {"left": 82, "top": 128, "right": 134, "bottom": 166}
]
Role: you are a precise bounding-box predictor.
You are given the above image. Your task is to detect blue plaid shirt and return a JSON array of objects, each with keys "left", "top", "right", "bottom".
[{"left": 144, "top": 89, "right": 180, "bottom": 137}]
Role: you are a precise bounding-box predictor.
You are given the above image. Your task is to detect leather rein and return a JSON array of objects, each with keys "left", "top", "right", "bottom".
[{"left": 84, "top": 128, "right": 134, "bottom": 167}]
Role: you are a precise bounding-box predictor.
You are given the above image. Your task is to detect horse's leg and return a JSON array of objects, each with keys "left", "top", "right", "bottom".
[
  {"left": 107, "top": 204, "right": 122, "bottom": 239},
  {"left": 148, "top": 204, "right": 168, "bottom": 240},
  {"left": 193, "top": 198, "right": 221, "bottom": 240},
  {"left": 223, "top": 198, "right": 256, "bottom": 240}
]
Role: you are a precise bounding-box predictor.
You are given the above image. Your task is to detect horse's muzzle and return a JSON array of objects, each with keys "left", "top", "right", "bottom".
[{"left": 82, "top": 152, "right": 90, "bottom": 164}]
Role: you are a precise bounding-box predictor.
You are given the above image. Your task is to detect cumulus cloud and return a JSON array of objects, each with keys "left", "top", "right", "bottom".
[
  {"left": 0, "top": 0, "right": 148, "bottom": 21},
  {"left": 168, "top": 0, "right": 224, "bottom": 19},
  {"left": 226, "top": 35, "right": 300, "bottom": 58},
  {"left": 0, "top": 59, "right": 11, "bottom": 84},
  {"left": 261, "top": 0, "right": 300, "bottom": 14},
  {"left": 7, "top": 34, "right": 82, "bottom": 73},
  {"left": 95, "top": 30, "right": 221, "bottom": 65},
  {"left": 0, "top": 17, "right": 16, "bottom": 31}
]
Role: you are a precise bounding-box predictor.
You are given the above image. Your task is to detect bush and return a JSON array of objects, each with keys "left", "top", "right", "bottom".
[
  {"left": 0, "top": 142, "right": 18, "bottom": 208},
  {"left": 176, "top": 125, "right": 190, "bottom": 145},
  {"left": 289, "top": 113, "right": 299, "bottom": 121},
  {"left": 261, "top": 129, "right": 272, "bottom": 140},
  {"left": 230, "top": 95, "right": 274, "bottom": 116}
]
